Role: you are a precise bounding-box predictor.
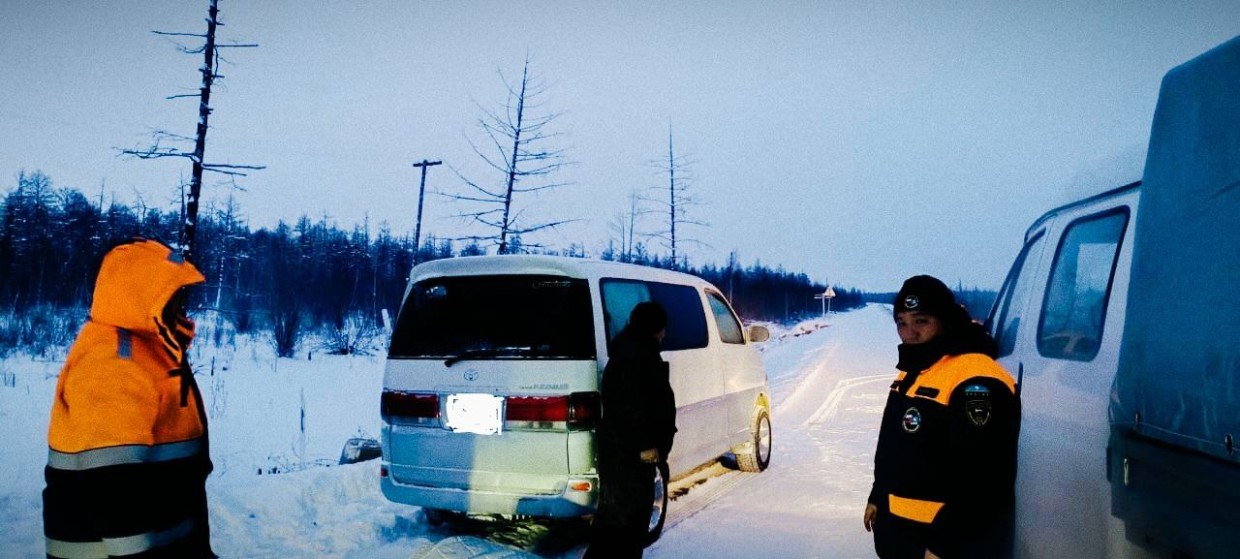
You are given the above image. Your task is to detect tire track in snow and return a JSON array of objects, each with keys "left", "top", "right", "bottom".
[
  {"left": 664, "top": 462, "right": 752, "bottom": 532},
  {"left": 664, "top": 349, "right": 889, "bottom": 534},
  {"left": 770, "top": 344, "right": 841, "bottom": 427},
  {"left": 805, "top": 374, "right": 892, "bottom": 426},
  {"left": 655, "top": 306, "right": 897, "bottom": 557}
]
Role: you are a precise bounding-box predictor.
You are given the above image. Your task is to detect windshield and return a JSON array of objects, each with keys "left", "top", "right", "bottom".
[{"left": 388, "top": 274, "right": 596, "bottom": 361}]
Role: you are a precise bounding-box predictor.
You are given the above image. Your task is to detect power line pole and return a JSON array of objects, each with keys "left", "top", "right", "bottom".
[{"left": 411, "top": 159, "right": 442, "bottom": 264}]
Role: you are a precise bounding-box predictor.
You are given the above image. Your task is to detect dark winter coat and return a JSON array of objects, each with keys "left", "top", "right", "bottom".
[
  {"left": 598, "top": 328, "right": 677, "bottom": 461},
  {"left": 43, "top": 240, "right": 215, "bottom": 559},
  {"left": 588, "top": 327, "right": 677, "bottom": 555},
  {"left": 869, "top": 322, "right": 1020, "bottom": 559}
]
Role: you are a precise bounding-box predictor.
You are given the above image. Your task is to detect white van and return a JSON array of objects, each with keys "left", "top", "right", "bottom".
[
  {"left": 989, "top": 35, "right": 1240, "bottom": 559},
  {"left": 988, "top": 181, "right": 1144, "bottom": 558},
  {"left": 379, "top": 255, "right": 772, "bottom": 542}
]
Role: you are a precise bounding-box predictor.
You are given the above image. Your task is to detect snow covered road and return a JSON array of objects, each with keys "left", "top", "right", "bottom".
[{"left": 649, "top": 304, "right": 896, "bottom": 559}]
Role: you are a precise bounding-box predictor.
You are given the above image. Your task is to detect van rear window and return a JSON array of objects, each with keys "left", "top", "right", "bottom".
[{"left": 388, "top": 275, "right": 596, "bottom": 360}]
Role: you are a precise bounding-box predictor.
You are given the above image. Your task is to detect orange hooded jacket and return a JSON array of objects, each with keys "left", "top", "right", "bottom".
[{"left": 44, "top": 239, "right": 215, "bottom": 559}]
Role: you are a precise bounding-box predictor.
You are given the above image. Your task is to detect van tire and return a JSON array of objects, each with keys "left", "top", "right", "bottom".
[
  {"left": 644, "top": 462, "right": 670, "bottom": 546},
  {"left": 735, "top": 409, "right": 772, "bottom": 472}
]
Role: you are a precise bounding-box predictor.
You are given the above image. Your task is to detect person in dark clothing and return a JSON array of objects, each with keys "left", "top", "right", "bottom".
[
  {"left": 586, "top": 301, "right": 677, "bottom": 559},
  {"left": 863, "top": 275, "right": 1020, "bottom": 559}
]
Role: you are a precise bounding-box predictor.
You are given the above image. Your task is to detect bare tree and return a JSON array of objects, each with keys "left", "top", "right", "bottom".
[
  {"left": 609, "top": 188, "right": 653, "bottom": 262},
  {"left": 119, "top": 0, "right": 262, "bottom": 264},
  {"left": 207, "top": 193, "right": 248, "bottom": 310},
  {"left": 647, "top": 124, "right": 707, "bottom": 268},
  {"left": 446, "top": 56, "right": 573, "bottom": 254}
]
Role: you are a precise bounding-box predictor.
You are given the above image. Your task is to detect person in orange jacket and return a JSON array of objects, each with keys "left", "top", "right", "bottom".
[{"left": 43, "top": 238, "right": 216, "bottom": 559}]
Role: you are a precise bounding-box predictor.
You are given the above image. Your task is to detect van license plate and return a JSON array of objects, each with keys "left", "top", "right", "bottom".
[{"left": 444, "top": 393, "right": 504, "bottom": 435}]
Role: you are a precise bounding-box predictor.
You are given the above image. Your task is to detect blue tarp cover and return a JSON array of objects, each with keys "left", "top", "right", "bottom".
[{"left": 1112, "top": 35, "right": 1240, "bottom": 464}]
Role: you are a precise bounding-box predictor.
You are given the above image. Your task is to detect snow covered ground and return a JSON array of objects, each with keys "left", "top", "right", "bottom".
[{"left": 0, "top": 304, "right": 899, "bottom": 558}]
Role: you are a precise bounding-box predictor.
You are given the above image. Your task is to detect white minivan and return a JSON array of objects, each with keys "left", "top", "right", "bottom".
[{"left": 379, "top": 255, "right": 772, "bottom": 541}]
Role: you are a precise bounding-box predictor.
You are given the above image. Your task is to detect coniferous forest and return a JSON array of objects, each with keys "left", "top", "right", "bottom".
[{"left": 1, "top": 171, "right": 871, "bottom": 358}]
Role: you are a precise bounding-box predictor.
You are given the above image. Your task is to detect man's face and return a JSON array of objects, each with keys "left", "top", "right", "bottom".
[
  {"left": 895, "top": 311, "right": 941, "bottom": 345},
  {"left": 163, "top": 287, "right": 189, "bottom": 322}
]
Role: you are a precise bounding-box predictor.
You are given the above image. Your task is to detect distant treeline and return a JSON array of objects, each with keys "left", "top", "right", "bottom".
[{"left": 1, "top": 172, "right": 867, "bottom": 356}]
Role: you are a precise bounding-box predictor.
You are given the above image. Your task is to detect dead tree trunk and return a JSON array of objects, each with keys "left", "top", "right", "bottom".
[
  {"left": 667, "top": 128, "right": 678, "bottom": 265},
  {"left": 497, "top": 64, "right": 528, "bottom": 255},
  {"left": 183, "top": 0, "right": 219, "bottom": 263},
  {"left": 648, "top": 124, "right": 707, "bottom": 269},
  {"left": 119, "top": 0, "right": 262, "bottom": 264},
  {"left": 447, "top": 56, "right": 574, "bottom": 255}
]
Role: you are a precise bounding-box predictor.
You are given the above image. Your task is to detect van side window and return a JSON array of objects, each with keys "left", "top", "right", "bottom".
[
  {"left": 706, "top": 291, "right": 745, "bottom": 344},
  {"left": 1037, "top": 209, "right": 1129, "bottom": 361},
  {"left": 601, "top": 280, "right": 651, "bottom": 343},
  {"left": 601, "top": 279, "right": 708, "bottom": 351},
  {"left": 989, "top": 232, "right": 1046, "bottom": 357}
]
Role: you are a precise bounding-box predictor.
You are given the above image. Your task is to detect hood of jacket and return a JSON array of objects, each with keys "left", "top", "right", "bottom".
[{"left": 90, "top": 240, "right": 205, "bottom": 356}]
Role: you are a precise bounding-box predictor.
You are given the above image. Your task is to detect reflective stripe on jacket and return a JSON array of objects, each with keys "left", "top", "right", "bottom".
[{"left": 44, "top": 240, "right": 213, "bottom": 559}]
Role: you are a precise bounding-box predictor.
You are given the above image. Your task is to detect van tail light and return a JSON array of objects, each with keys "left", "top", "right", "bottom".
[
  {"left": 505, "top": 392, "right": 600, "bottom": 431},
  {"left": 381, "top": 391, "right": 439, "bottom": 425},
  {"left": 567, "top": 392, "right": 600, "bottom": 426}
]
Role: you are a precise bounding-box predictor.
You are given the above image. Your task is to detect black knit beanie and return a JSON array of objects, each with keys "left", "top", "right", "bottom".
[{"left": 893, "top": 275, "right": 957, "bottom": 320}]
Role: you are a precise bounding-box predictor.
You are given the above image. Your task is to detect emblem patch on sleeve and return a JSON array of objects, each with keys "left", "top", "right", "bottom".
[
  {"left": 963, "top": 383, "right": 991, "bottom": 398},
  {"left": 902, "top": 407, "right": 922, "bottom": 433},
  {"left": 965, "top": 400, "right": 992, "bottom": 427}
]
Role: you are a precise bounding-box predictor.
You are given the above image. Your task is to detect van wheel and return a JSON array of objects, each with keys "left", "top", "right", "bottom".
[
  {"left": 736, "top": 409, "right": 772, "bottom": 472},
  {"left": 644, "top": 462, "right": 670, "bottom": 546}
]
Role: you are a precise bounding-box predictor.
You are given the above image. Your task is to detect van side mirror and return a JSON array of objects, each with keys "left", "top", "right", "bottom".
[{"left": 747, "top": 325, "right": 770, "bottom": 343}]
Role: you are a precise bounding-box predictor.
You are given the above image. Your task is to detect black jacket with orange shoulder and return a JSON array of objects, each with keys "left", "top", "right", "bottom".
[
  {"left": 868, "top": 327, "right": 1021, "bottom": 558},
  {"left": 44, "top": 239, "right": 215, "bottom": 559}
]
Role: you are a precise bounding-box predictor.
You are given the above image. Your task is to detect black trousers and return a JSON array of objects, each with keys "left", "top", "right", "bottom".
[
  {"left": 872, "top": 508, "right": 1014, "bottom": 559},
  {"left": 585, "top": 450, "right": 655, "bottom": 559},
  {"left": 873, "top": 511, "right": 930, "bottom": 559}
]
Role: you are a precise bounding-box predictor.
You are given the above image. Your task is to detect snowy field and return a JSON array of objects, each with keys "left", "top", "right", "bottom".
[{"left": 0, "top": 304, "right": 900, "bottom": 558}]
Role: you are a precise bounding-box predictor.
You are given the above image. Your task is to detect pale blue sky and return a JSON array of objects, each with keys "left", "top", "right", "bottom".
[{"left": 2, "top": 1, "right": 1238, "bottom": 291}]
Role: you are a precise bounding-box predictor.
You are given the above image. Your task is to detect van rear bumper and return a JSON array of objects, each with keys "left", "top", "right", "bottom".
[{"left": 380, "top": 466, "right": 598, "bottom": 518}]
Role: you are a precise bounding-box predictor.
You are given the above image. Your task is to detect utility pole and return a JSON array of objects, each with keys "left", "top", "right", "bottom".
[{"left": 411, "top": 159, "right": 442, "bottom": 264}]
